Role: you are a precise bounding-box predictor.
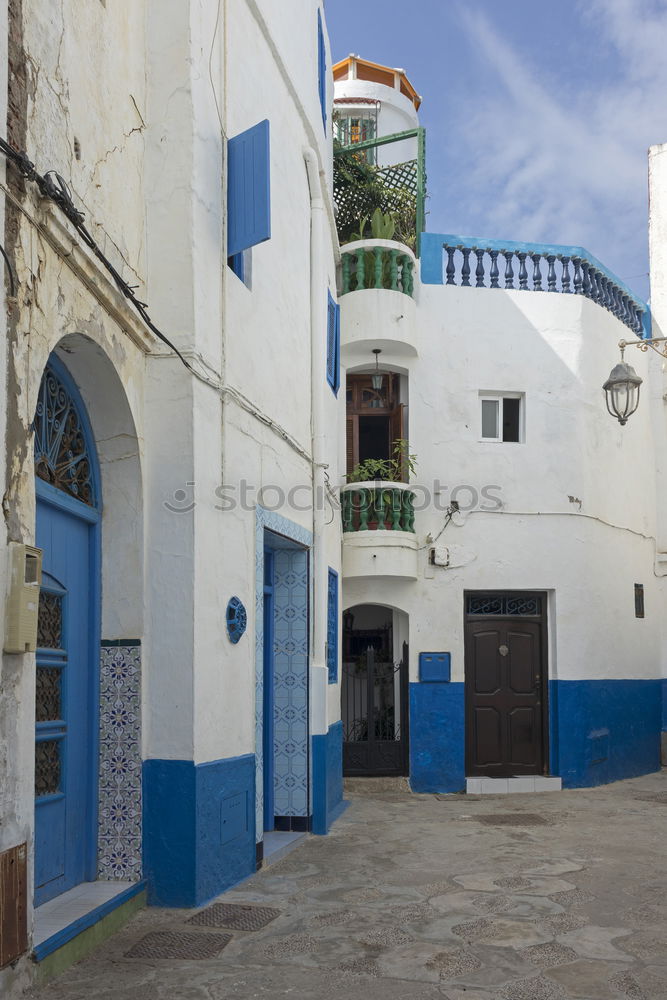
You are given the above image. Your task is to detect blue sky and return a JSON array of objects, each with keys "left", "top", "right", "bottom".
[{"left": 325, "top": 0, "right": 667, "bottom": 302}]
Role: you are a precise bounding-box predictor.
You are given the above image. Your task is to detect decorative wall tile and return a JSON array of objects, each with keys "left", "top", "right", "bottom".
[
  {"left": 272, "top": 550, "right": 309, "bottom": 817},
  {"left": 255, "top": 507, "right": 312, "bottom": 839},
  {"left": 97, "top": 642, "right": 142, "bottom": 881}
]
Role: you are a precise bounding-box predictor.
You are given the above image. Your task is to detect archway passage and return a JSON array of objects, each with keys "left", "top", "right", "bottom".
[
  {"left": 342, "top": 605, "right": 409, "bottom": 776},
  {"left": 33, "top": 357, "right": 101, "bottom": 905}
]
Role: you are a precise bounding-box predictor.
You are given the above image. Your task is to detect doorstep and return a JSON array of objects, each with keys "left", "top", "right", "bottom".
[
  {"left": 466, "top": 777, "right": 562, "bottom": 795},
  {"left": 33, "top": 880, "right": 146, "bottom": 972},
  {"left": 262, "top": 831, "right": 308, "bottom": 867}
]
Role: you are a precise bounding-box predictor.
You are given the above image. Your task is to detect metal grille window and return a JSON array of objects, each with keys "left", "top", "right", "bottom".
[
  {"left": 334, "top": 112, "right": 377, "bottom": 163},
  {"left": 36, "top": 668, "right": 62, "bottom": 722},
  {"left": 35, "top": 739, "right": 61, "bottom": 797},
  {"left": 34, "top": 365, "right": 96, "bottom": 506},
  {"left": 466, "top": 595, "right": 542, "bottom": 617},
  {"left": 37, "top": 592, "right": 63, "bottom": 649}
]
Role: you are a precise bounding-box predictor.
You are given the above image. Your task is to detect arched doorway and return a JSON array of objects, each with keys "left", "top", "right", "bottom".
[
  {"left": 342, "top": 604, "right": 409, "bottom": 776},
  {"left": 33, "top": 356, "right": 101, "bottom": 905}
]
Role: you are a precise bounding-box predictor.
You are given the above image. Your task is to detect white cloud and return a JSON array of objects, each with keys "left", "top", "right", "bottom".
[{"left": 437, "top": 0, "right": 667, "bottom": 296}]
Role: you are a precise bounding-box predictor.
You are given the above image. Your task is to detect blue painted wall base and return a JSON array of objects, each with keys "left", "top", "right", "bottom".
[
  {"left": 312, "top": 721, "right": 346, "bottom": 834},
  {"left": 143, "top": 754, "right": 255, "bottom": 907},
  {"left": 550, "top": 680, "right": 661, "bottom": 788},
  {"left": 408, "top": 679, "right": 661, "bottom": 793},
  {"left": 409, "top": 682, "right": 465, "bottom": 793}
]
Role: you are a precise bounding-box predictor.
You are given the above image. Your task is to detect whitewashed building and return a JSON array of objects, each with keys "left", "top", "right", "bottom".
[
  {"left": 334, "top": 58, "right": 666, "bottom": 796},
  {"left": 0, "top": 6, "right": 665, "bottom": 995},
  {"left": 0, "top": 0, "right": 344, "bottom": 992}
]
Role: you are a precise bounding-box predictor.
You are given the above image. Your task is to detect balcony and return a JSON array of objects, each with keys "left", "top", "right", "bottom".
[
  {"left": 339, "top": 239, "right": 418, "bottom": 360},
  {"left": 420, "top": 233, "right": 649, "bottom": 338},
  {"left": 341, "top": 481, "right": 418, "bottom": 580}
]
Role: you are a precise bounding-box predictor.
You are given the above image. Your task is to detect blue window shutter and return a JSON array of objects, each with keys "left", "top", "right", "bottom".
[
  {"left": 334, "top": 301, "right": 340, "bottom": 393},
  {"left": 227, "top": 119, "right": 271, "bottom": 258},
  {"left": 327, "top": 568, "right": 338, "bottom": 684},
  {"left": 326, "top": 292, "right": 340, "bottom": 394},
  {"left": 317, "top": 9, "right": 327, "bottom": 129}
]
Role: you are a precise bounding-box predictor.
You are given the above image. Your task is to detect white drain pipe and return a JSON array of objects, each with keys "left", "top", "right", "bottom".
[{"left": 304, "top": 147, "right": 328, "bottom": 739}]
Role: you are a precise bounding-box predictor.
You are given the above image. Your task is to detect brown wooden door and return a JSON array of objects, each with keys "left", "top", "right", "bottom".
[{"left": 465, "top": 617, "right": 545, "bottom": 777}]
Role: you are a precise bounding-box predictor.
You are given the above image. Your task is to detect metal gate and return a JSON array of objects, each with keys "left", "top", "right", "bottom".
[{"left": 342, "top": 643, "right": 408, "bottom": 776}]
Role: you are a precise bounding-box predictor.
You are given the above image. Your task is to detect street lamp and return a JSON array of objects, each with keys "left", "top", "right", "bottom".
[
  {"left": 603, "top": 356, "right": 642, "bottom": 426},
  {"left": 603, "top": 335, "right": 667, "bottom": 426},
  {"left": 371, "top": 348, "right": 384, "bottom": 391}
]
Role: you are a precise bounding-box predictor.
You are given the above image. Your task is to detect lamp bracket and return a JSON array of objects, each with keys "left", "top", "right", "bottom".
[{"left": 619, "top": 336, "right": 667, "bottom": 359}]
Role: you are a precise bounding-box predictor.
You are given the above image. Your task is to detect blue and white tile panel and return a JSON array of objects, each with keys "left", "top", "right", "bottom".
[{"left": 97, "top": 642, "right": 142, "bottom": 881}]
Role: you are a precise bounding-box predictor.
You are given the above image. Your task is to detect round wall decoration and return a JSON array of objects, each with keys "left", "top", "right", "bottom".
[{"left": 226, "top": 596, "right": 247, "bottom": 644}]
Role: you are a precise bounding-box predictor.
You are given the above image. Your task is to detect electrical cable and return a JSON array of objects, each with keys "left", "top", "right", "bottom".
[{"left": 0, "top": 137, "right": 219, "bottom": 390}]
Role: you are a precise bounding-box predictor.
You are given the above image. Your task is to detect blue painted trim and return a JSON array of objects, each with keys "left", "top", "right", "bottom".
[
  {"left": 326, "top": 568, "right": 338, "bottom": 684},
  {"left": 550, "top": 679, "right": 661, "bottom": 788},
  {"left": 255, "top": 507, "right": 312, "bottom": 843},
  {"left": 143, "top": 754, "right": 256, "bottom": 908},
  {"left": 409, "top": 682, "right": 465, "bottom": 793},
  {"left": 420, "top": 232, "right": 649, "bottom": 323},
  {"left": 34, "top": 353, "right": 103, "bottom": 896},
  {"left": 32, "top": 881, "right": 145, "bottom": 961},
  {"left": 312, "top": 720, "right": 344, "bottom": 835},
  {"left": 262, "top": 550, "right": 275, "bottom": 831},
  {"left": 35, "top": 478, "right": 100, "bottom": 524},
  {"left": 419, "top": 652, "right": 451, "bottom": 683}
]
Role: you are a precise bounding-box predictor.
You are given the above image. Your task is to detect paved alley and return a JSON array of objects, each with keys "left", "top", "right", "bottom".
[{"left": 31, "top": 772, "right": 667, "bottom": 999}]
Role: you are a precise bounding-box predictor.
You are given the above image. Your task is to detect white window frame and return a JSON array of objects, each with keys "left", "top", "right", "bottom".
[{"left": 479, "top": 392, "right": 525, "bottom": 443}]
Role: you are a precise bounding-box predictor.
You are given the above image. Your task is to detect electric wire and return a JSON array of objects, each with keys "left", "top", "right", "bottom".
[{"left": 0, "top": 137, "right": 219, "bottom": 390}]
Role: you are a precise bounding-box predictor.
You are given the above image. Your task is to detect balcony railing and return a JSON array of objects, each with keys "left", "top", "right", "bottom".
[
  {"left": 340, "top": 240, "right": 415, "bottom": 298},
  {"left": 420, "top": 233, "right": 650, "bottom": 338},
  {"left": 341, "top": 481, "right": 415, "bottom": 533}
]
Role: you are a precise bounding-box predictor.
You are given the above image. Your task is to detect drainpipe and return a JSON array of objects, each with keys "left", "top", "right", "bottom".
[{"left": 303, "top": 147, "right": 328, "bottom": 742}]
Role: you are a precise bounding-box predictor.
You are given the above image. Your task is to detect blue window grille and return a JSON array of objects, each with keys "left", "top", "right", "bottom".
[
  {"left": 227, "top": 119, "right": 271, "bottom": 259},
  {"left": 326, "top": 291, "right": 340, "bottom": 394},
  {"left": 327, "top": 568, "right": 338, "bottom": 684},
  {"left": 317, "top": 9, "right": 327, "bottom": 130}
]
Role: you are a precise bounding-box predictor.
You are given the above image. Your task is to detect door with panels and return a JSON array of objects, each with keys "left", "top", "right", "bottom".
[
  {"left": 33, "top": 358, "right": 100, "bottom": 905},
  {"left": 464, "top": 592, "right": 547, "bottom": 778}
]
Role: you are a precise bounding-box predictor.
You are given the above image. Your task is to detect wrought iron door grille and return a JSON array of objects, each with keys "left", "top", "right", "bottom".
[
  {"left": 342, "top": 646, "right": 408, "bottom": 776},
  {"left": 466, "top": 595, "right": 542, "bottom": 617}
]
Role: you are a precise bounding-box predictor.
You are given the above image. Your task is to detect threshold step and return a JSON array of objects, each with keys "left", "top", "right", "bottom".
[
  {"left": 466, "top": 777, "right": 562, "bottom": 795},
  {"left": 344, "top": 776, "right": 411, "bottom": 795}
]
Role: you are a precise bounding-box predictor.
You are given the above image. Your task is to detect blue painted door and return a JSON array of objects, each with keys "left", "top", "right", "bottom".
[
  {"left": 262, "top": 550, "right": 275, "bottom": 832},
  {"left": 34, "top": 490, "right": 97, "bottom": 905}
]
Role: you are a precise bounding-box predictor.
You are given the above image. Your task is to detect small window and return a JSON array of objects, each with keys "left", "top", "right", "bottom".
[
  {"left": 634, "top": 583, "right": 645, "bottom": 618},
  {"left": 480, "top": 394, "right": 523, "bottom": 443}
]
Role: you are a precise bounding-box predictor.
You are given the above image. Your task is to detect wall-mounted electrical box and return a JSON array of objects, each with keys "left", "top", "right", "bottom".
[
  {"left": 419, "top": 651, "right": 451, "bottom": 683},
  {"left": 4, "top": 543, "right": 42, "bottom": 653}
]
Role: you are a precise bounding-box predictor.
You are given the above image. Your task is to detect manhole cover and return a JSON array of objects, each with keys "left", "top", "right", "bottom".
[
  {"left": 476, "top": 813, "right": 547, "bottom": 826},
  {"left": 125, "top": 930, "right": 232, "bottom": 960},
  {"left": 187, "top": 902, "right": 281, "bottom": 930}
]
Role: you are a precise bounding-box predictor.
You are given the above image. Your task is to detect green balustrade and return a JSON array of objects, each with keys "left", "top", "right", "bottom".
[
  {"left": 341, "top": 485, "right": 416, "bottom": 533},
  {"left": 340, "top": 245, "right": 416, "bottom": 298}
]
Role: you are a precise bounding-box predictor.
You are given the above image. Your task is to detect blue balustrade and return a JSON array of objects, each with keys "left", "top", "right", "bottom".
[{"left": 420, "top": 233, "right": 650, "bottom": 338}]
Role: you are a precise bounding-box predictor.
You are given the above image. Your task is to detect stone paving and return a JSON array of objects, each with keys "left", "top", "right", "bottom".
[{"left": 31, "top": 771, "right": 667, "bottom": 999}]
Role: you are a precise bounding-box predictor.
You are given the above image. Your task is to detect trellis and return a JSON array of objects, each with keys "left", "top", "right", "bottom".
[{"left": 333, "top": 128, "right": 427, "bottom": 255}]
